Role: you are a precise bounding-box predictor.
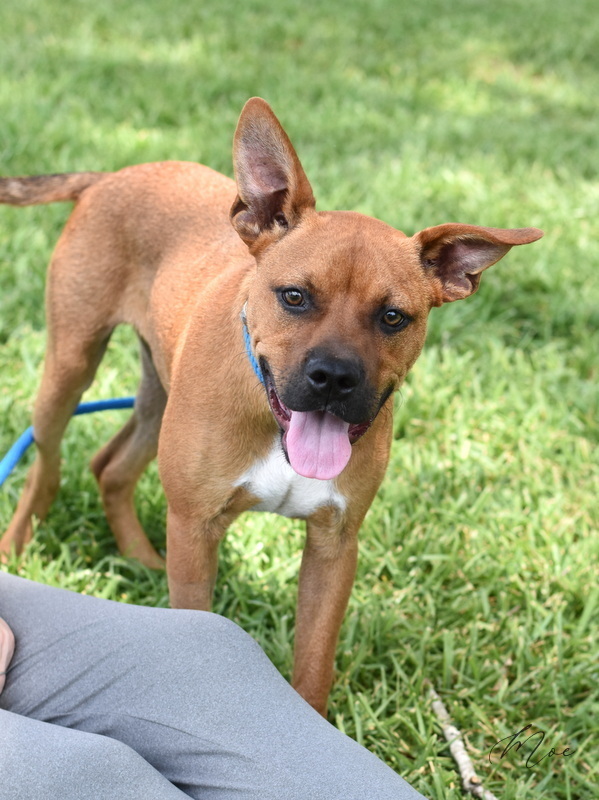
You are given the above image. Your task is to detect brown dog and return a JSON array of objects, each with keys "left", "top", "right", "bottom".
[{"left": 0, "top": 98, "right": 542, "bottom": 713}]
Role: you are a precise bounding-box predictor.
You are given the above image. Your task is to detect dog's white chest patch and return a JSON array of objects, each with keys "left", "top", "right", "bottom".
[{"left": 235, "top": 440, "right": 347, "bottom": 518}]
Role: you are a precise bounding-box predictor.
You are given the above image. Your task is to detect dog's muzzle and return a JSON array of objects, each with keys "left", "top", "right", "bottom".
[{"left": 260, "top": 351, "right": 379, "bottom": 481}]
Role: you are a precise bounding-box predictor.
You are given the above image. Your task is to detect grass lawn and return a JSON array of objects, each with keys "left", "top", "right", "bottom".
[{"left": 1, "top": 1, "right": 597, "bottom": 797}]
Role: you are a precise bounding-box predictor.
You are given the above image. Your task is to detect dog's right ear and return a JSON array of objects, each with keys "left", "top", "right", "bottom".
[{"left": 230, "top": 98, "right": 316, "bottom": 253}]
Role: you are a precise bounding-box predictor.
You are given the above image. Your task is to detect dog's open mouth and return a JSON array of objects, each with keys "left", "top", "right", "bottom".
[{"left": 263, "top": 365, "right": 373, "bottom": 481}]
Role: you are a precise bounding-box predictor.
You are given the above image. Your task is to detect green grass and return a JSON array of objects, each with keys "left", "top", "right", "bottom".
[{"left": 1, "top": 1, "right": 597, "bottom": 797}]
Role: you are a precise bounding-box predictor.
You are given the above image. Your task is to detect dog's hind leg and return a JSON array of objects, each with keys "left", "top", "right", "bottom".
[
  {"left": 91, "top": 339, "right": 166, "bottom": 570},
  {"left": 0, "top": 333, "right": 112, "bottom": 560}
]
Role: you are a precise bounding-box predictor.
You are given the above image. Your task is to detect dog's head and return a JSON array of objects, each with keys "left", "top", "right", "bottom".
[{"left": 231, "top": 98, "right": 543, "bottom": 481}]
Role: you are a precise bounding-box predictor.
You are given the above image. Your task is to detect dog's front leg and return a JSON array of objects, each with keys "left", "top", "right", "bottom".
[
  {"left": 164, "top": 483, "right": 255, "bottom": 610},
  {"left": 165, "top": 503, "right": 234, "bottom": 610},
  {"left": 292, "top": 508, "right": 360, "bottom": 716}
]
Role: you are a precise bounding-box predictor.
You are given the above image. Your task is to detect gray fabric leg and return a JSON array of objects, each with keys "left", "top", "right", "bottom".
[
  {"left": 0, "top": 573, "right": 427, "bottom": 799},
  {"left": 0, "top": 708, "right": 189, "bottom": 800}
]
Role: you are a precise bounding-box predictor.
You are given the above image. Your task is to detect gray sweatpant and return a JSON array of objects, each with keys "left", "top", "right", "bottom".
[{"left": 0, "top": 573, "right": 427, "bottom": 799}]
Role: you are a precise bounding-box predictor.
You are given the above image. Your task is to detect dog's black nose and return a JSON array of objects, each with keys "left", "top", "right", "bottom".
[{"left": 305, "top": 354, "right": 363, "bottom": 399}]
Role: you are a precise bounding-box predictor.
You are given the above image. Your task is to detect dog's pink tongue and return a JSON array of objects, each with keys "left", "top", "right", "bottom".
[{"left": 286, "top": 410, "right": 351, "bottom": 480}]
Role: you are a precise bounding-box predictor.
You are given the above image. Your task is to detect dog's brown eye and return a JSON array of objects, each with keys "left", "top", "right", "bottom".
[
  {"left": 282, "top": 289, "right": 304, "bottom": 307},
  {"left": 382, "top": 309, "right": 405, "bottom": 327}
]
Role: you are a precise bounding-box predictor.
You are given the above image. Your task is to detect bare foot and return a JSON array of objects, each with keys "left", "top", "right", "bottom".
[{"left": 0, "top": 617, "right": 15, "bottom": 694}]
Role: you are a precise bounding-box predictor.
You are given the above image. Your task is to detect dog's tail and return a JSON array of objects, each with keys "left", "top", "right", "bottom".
[{"left": 0, "top": 172, "right": 106, "bottom": 206}]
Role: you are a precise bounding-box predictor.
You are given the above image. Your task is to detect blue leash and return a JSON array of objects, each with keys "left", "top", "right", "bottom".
[
  {"left": 0, "top": 397, "right": 135, "bottom": 488},
  {"left": 241, "top": 307, "right": 265, "bottom": 386}
]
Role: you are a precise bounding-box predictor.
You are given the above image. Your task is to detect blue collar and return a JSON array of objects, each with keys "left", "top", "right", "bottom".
[{"left": 241, "top": 306, "right": 265, "bottom": 386}]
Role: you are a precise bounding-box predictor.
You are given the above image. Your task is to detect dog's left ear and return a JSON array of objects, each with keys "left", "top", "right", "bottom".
[
  {"left": 231, "top": 98, "right": 316, "bottom": 253},
  {"left": 415, "top": 223, "right": 544, "bottom": 305}
]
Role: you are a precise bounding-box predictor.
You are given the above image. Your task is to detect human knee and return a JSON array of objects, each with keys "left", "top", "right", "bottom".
[
  {"left": 155, "top": 608, "right": 269, "bottom": 672},
  {"left": 165, "top": 607, "right": 264, "bottom": 654},
  {"left": 192, "top": 610, "right": 266, "bottom": 655}
]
